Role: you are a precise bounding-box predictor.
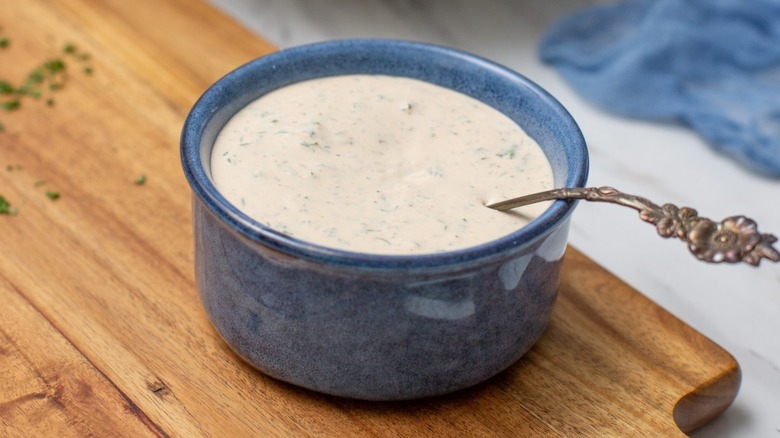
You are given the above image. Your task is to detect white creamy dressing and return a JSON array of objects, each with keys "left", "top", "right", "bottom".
[{"left": 211, "top": 75, "right": 554, "bottom": 254}]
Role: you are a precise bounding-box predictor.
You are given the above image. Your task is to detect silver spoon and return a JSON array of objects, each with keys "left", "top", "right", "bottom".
[{"left": 486, "top": 186, "right": 780, "bottom": 266}]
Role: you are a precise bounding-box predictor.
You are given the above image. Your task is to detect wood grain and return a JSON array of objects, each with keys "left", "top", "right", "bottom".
[
  {"left": 0, "top": 0, "right": 738, "bottom": 436},
  {"left": 0, "top": 276, "right": 163, "bottom": 437}
]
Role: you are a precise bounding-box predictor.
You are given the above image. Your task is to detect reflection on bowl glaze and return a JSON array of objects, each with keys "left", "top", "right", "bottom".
[{"left": 181, "top": 39, "right": 588, "bottom": 400}]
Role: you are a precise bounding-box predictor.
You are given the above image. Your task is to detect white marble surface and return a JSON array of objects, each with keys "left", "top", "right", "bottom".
[{"left": 208, "top": 1, "right": 780, "bottom": 436}]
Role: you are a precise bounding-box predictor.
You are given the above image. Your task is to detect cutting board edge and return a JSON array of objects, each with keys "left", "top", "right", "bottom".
[
  {"left": 673, "top": 354, "right": 741, "bottom": 433},
  {"left": 561, "top": 246, "right": 742, "bottom": 434}
]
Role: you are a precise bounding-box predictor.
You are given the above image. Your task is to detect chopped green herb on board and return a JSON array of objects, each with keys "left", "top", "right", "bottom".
[
  {"left": 1, "top": 100, "right": 19, "bottom": 111},
  {"left": 64, "top": 43, "right": 94, "bottom": 74},
  {"left": 0, "top": 37, "right": 98, "bottom": 205},
  {"left": 134, "top": 174, "right": 147, "bottom": 186},
  {"left": 0, "top": 195, "right": 17, "bottom": 215},
  {"left": 0, "top": 39, "right": 94, "bottom": 129}
]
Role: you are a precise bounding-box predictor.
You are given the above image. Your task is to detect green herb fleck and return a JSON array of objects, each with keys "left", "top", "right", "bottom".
[
  {"left": 63, "top": 44, "right": 94, "bottom": 74},
  {"left": 0, "top": 196, "right": 17, "bottom": 215},
  {"left": 0, "top": 38, "right": 9, "bottom": 49},
  {"left": 45, "top": 190, "right": 60, "bottom": 201},
  {"left": 1, "top": 100, "right": 20, "bottom": 111},
  {"left": 44, "top": 59, "right": 65, "bottom": 74},
  {"left": 134, "top": 174, "right": 147, "bottom": 186},
  {"left": 496, "top": 144, "right": 518, "bottom": 159},
  {"left": 0, "top": 41, "right": 94, "bottom": 130},
  {"left": 0, "top": 81, "right": 14, "bottom": 94}
]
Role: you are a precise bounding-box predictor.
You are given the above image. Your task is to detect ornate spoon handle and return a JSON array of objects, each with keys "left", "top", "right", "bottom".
[{"left": 487, "top": 186, "right": 780, "bottom": 266}]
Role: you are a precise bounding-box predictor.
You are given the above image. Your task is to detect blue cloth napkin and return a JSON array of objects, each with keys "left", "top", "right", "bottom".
[{"left": 539, "top": 0, "right": 780, "bottom": 177}]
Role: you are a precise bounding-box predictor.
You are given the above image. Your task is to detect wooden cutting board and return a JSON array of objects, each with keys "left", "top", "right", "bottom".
[{"left": 0, "top": 1, "right": 739, "bottom": 436}]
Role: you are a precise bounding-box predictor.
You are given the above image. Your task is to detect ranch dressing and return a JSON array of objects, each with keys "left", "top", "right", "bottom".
[{"left": 211, "top": 75, "right": 554, "bottom": 254}]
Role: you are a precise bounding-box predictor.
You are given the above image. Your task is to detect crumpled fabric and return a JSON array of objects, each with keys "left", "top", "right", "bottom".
[{"left": 539, "top": 0, "right": 780, "bottom": 177}]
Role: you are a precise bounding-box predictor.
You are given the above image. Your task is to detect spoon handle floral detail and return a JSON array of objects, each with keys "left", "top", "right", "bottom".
[{"left": 487, "top": 186, "right": 780, "bottom": 266}]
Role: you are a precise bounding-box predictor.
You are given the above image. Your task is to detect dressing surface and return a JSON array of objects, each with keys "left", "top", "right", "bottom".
[{"left": 212, "top": 75, "right": 553, "bottom": 254}]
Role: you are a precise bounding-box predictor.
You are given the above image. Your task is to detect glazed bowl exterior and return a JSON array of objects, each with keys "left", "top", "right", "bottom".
[{"left": 181, "top": 39, "right": 588, "bottom": 400}]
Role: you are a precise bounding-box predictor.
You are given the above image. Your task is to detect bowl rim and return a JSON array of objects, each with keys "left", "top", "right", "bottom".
[{"left": 181, "top": 38, "right": 588, "bottom": 271}]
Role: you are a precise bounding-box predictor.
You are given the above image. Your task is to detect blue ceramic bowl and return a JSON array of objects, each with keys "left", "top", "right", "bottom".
[{"left": 181, "top": 39, "right": 588, "bottom": 400}]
